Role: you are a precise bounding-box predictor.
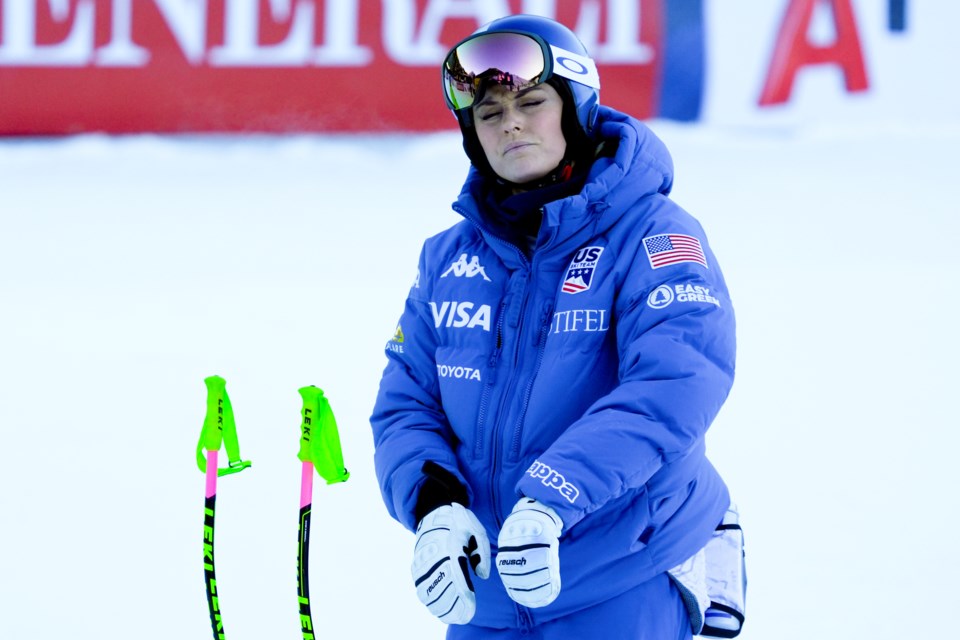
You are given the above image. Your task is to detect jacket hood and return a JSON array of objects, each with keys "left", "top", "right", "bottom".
[
  {"left": 584, "top": 105, "right": 674, "bottom": 203},
  {"left": 454, "top": 105, "right": 675, "bottom": 260}
]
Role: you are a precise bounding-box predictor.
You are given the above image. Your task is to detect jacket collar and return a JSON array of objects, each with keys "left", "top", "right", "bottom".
[{"left": 453, "top": 106, "right": 675, "bottom": 267}]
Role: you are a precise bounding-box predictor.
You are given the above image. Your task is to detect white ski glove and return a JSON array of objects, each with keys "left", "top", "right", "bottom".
[
  {"left": 496, "top": 497, "right": 564, "bottom": 608},
  {"left": 411, "top": 503, "right": 491, "bottom": 625}
]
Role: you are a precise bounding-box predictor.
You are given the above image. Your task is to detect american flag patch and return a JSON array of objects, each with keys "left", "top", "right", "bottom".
[{"left": 642, "top": 234, "right": 708, "bottom": 269}]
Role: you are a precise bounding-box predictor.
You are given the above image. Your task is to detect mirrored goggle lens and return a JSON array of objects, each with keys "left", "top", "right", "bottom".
[{"left": 443, "top": 32, "right": 547, "bottom": 111}]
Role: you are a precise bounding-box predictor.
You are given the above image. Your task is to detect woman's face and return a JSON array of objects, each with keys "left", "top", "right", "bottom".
[{"left": 472, "top": 82, "right": 566, "bottom": 184}]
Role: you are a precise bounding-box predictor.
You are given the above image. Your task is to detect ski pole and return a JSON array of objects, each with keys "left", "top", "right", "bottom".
[
  {"left": 296, "top": 385, "right": 349, "bottom": 640},
  {"left": 197, "top": 375, "right": 252, "bottom": 640}
]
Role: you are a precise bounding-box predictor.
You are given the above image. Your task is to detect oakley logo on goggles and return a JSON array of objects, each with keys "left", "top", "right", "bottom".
[{"left": 442, "top": 31, "right": 600, "bottom": 112}]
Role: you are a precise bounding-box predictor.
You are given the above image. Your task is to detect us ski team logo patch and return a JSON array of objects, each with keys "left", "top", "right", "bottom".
[{"left": 562, "top": 246, "right": 604, "bottom": 294}]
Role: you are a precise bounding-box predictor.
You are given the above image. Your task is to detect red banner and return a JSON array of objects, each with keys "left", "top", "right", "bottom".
[{"left": 0, "top": 0, "right": 663, "bottom": 134}]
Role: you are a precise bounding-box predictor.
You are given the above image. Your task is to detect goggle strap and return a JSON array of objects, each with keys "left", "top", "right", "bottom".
[{"left": 549, "top": 44, "right": 601, "bottom": 90}]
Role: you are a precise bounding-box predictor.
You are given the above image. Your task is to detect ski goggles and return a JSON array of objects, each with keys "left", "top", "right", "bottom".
[{"left": 441, "top": 31, "right": 600, "bottom": 112}]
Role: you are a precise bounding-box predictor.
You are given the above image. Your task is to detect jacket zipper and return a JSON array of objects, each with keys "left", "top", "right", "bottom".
[
  {"left": 452, "top": 203, "right": 529, "bottom": 269},
  {"left": 474, "top": 302, "right": 506, "bottom": 458},
  {"left": 450, "top": 203, "right": 538, "bottom": 526},
  {"left": 509, "top": 209, "right": 557, "bottom": 459},
  {"left": 518, "top": 606, "right": 534, "bottom": 631},
  {"left": 489, "top": 270, "right": 531, "bottom": 528},
  {"left": 510, "top": 301, "right": 554, "bottom": 460}
]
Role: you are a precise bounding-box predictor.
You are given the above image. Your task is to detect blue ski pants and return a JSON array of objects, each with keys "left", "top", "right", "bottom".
[{"left": 446, "top": 573, "right": 692, "bottom": 640}]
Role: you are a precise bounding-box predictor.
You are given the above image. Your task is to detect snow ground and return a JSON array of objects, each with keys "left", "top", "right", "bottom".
[{"left": 1, "top": 120, "right": 958, "bottom": 639}]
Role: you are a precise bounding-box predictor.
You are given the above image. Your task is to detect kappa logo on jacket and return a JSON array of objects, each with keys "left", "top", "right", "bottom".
[
  {"left": 562, "top": 246, "right": 604, "bottom": 294},
  {"left": 526, "top": 460, "right": 580, "bottom": 504},
  {"left": 441, "top": 253, "right": 492, "bottom": 282}
]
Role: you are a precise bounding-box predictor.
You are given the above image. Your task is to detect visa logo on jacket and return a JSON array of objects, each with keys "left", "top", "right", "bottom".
[{"left": 430, "top": 301, "right": 492, "bottom": 331}]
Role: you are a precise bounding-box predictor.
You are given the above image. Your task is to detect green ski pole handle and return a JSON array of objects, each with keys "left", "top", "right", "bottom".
[
  {"left": 197, "top": 375, "right": 252, "bottom": 477},
  {"left": 197, "top": 375, "right": 252, "bottom": 640},
  {"left": 297, "top": 386, "right": 349, "bottom": 640},
  {"left": 297, "top": 385, "right": 349, "bottom": 484}
]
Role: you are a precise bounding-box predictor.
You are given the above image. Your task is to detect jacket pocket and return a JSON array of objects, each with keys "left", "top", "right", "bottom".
[{"left": 434, "top": 346, "right": 489, "bottom": 460}]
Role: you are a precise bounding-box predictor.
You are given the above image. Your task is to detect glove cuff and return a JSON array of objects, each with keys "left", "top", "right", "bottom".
[
  {"left": 414, "top": 461, "right": 469, "bottom": 525},
  {"left": 512, "top": 497, "right": 564, "bottom": 534}
]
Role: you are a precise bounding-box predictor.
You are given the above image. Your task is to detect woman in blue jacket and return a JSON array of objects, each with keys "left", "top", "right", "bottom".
[{"left": 371, "top": 14, "right": 740, "bottom": 639}]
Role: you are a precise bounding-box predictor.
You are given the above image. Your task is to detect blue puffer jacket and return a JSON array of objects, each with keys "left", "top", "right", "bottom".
[{"left": 371, "top": 106, "right": 735, "bottom": 629}]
